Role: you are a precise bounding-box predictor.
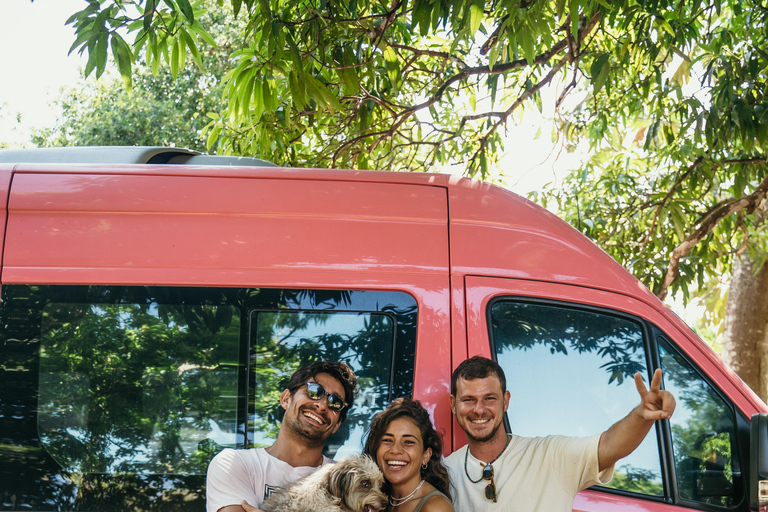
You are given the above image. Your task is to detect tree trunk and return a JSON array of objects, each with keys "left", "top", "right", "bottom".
[{"left": 721, "top": 253, "right": 768, "bottom": 403}]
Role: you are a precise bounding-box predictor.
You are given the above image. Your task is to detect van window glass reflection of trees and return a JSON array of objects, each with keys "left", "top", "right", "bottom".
[
  {"left": 491, "top": 301, "right": 661, "bottom": 496},
  {"left": 659, "top": 338, "right": 741, "bottom": 507},
  {"left": 251, "top": 311, "right": 396, "bottom": 458},
  {"left": 491, "top": 301, "right": 742, "bottom": 506},
  {"left": 39, "top": 303, "right": 241, "bottom": 476}
]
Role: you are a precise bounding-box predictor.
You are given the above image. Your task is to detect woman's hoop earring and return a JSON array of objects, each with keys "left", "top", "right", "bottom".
[{"left": 422, "top": 463, "right": 428, "bottom": 470}]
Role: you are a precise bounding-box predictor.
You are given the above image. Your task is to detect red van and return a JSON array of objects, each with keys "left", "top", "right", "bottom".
[{"left": 0, "top": 146, "right": 766, "bottom": 512}]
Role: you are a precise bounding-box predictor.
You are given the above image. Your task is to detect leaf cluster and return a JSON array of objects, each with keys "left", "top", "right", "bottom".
[
  {"left": 538, "top": 0, "right": 768, "bottom": 301},
  {"left": 63, "top": 0, "right": 768, "bottom": 300}
]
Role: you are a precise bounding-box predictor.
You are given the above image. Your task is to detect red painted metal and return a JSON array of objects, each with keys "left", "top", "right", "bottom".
[{"left": 2, "top": 162, "right": 764, "bottom": 511}]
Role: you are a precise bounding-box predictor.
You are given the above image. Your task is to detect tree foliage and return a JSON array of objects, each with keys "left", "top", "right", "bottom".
[
  {"left": 65, "top": 0, "right": 768, "bottom": 306},
  {"left": 36, "top": 6, "right": 238, "bottom": 150},
  {"left": 535, "top": 1, "right": 768, "bottom": 302}
]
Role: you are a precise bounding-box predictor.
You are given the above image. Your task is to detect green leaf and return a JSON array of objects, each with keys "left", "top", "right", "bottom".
[
  {"left": 286, "top": 32, "right": 304, "bottom": 70},
  {"left": 289, "top": 70, "right": 307, "bottom": 109},
  {"left": 176, "top": 0, "right": 194, "bottom": 22},
  {"left": 95, "top": 32, "right": 109, "bottom": 77},
  {"left": 591, "top": 53, "right": 611, "bottom": 95},
  {"left": 303, "top": 74, "right": 343, "bottom": 112},
  {"left": 110, "top": 32, "right": 134, "bottom": 90},
  {"left": 671, "top": 56, "right": 691, "bottom": 86},
  {"left": 182, "top": 30, "right": 204, "bottom": 69},
  {"left": 171, "top": 36, "right": 180, "bottom": 78},
  {"left": 469, "top": 2, "right": 483, "bottom": 35},
  {"left": 190, "top": 20, "right": 216, "bottom": 47},
  {"left": 144, "top": 0, "right": 157, "bottom": 34},
  {"left": 569, "top": 0, "right": 580, "bottom": 40}
]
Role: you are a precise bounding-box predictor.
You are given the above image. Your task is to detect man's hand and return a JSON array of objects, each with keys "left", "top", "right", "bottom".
[
  {"left": 598, "top": 368, "right": 676, "bottom": 471},
  {"left": 241, "top": 500, "right": 264, "bottom": 512},
  {"left": 634, "top": 368, "right": 676, "bottom": 421}
]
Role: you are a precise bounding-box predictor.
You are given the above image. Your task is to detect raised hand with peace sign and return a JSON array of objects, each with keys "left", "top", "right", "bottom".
[{"left": 597, "top": 368, "right": 676, "bottom": 471}]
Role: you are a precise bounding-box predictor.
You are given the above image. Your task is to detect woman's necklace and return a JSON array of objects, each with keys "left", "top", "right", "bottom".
[
  {"left": 389, "top": 478, "right": 425, "bottom": 507},
  {"left": 464, "top": 433, "right": 512, "bottom": 483}
]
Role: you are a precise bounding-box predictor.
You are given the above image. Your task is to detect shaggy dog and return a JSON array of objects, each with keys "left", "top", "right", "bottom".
[{"left": 261, "top": 455, "right": 387, "bottom": 512}]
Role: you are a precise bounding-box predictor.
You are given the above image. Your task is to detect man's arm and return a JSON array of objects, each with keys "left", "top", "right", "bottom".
[
  {"left": 597, "top": 368, "right": 676, "bottom": 472},
  {"left": 213, "top": 501, "right": 264, "bottom": 512},
  {"left": 217, "top": 506, "right": 247, "bottom": 512},
  {"left": 239, "top": 501, "right": 264, "bottom": 512}
]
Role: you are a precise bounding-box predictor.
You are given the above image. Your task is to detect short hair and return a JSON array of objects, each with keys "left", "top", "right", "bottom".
[
  {"left": 285, "top": 361, "right": 358, "bottom": 421},
  {"left": 451, "top": 355, "right": 507, "bottom": 396},
  {"left": 363, "top": 398, "right": 452, "bottom": 500}
]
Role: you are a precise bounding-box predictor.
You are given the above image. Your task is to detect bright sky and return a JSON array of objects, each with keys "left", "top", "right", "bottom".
[
  {"left": 0, "top": 0, "right": 87, "bottom": 146},
  {"left": 0, "top": 0, "right": 581, "bottom": 194}
]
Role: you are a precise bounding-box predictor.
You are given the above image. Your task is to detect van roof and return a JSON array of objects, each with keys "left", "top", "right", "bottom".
[{"left": 0, "top": 146, "right": 277, "bottom": 167}]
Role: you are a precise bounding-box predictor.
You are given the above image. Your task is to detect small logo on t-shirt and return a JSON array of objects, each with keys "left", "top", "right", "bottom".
[{"left": 263, "top": 484, "right": 284, "bottom": 500}]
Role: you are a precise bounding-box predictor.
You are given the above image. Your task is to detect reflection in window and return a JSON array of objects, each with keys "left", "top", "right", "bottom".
[
  {"left": 660, "top": 338, "right": 741, "bottom": 507},
  {"left": 38, "top": 303, "right": 241, "bottom": 475},
  {"left": 251, "top": 311, "right": 396, "bottom": 458},
  {"left": 490, "top": 301, "right": 663, "bottom": 496}
]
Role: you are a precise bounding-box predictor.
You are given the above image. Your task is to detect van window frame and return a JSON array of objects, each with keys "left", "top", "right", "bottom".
[
  {"left": 485, "top": 295, "right": 746, "bottom": 510},
  {"left": 0, "top": 284, "right": 417, "bottom": 511}
]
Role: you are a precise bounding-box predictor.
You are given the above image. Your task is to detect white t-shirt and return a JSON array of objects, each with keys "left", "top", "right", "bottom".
[
  {"left": 206, "top": 448, "right": 333, "bottom": 512},
  {"left": 444, "top": 434, "right": 614, "bottom": 512}
]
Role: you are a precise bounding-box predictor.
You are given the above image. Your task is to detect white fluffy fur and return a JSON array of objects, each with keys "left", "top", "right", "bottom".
[{"left": 261, "top": 455, "right": 387, "bottom": 512}]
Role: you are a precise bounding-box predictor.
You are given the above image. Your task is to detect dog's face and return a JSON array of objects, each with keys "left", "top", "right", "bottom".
[{"left": 328, "top": 455, "right": 388, "bottom": 512}]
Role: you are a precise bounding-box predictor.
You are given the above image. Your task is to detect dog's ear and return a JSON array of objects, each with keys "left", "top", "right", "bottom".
[
  {"left": 328, "top": 464, "right": 350, "bottom": 498},
  {"left": 328, "top": 460, "right": 356, "bottom": 508}
]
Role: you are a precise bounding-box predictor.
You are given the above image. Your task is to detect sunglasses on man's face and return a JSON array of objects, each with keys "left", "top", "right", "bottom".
[
  {"left": 482, "top": 463, "right": 497, "bottom": 502},
  {"left": 304, "top": 382, "right": 347, "bottom": 411}
]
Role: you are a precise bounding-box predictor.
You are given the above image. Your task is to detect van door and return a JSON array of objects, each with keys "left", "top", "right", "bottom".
[
  {"left": 463, "top": 276, "right": 754, "bottom": 512},
  {"left": 0, "top": 166, "right": 12, "bottom": 279}
]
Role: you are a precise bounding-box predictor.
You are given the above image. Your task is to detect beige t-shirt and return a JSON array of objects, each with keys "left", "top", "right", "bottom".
[
  {"left": 444, "top": 434, "right": 613, "bottom": 512},
  {"left": 205, "top": 448, "right": 332, "bottom": 512}
]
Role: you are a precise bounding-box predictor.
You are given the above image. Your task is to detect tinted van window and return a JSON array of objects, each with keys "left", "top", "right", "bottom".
[
  {"left": 490, "top": 300, "right": 663, "bottom": 496},
  {"left": 0, "top": 285, "right": 416, "bottom": 512},
  {"left": 659, "top": 337, "right": 743, "bottom": 507},
  {"left": 39, "top": 303, "right": 241, "bottom": 476}
]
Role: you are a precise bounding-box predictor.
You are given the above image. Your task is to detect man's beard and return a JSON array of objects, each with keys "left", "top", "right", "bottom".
[
  {"left": 284, "top": 408, "right": 332, "bottom": 447},
  {"left": 464, "top": 417, "right": 504, "bottom": 443}
]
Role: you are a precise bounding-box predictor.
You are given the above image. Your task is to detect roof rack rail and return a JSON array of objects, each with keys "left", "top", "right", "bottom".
[{"left": 0, "top": 146, "right": 277, "bottom": 167}]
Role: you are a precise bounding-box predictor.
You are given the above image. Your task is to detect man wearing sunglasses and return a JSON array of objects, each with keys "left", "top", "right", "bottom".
[
  {"left": 444, "top": 356, "right": 675, "bottom": 511},
  {"left": 206, "top": 361, "right": 358, "bottom": 512}
]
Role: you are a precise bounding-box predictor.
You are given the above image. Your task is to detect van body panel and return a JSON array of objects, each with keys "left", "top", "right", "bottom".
[
  {"left": 1, "top": 154, "right": 765, "bottom": 512},
  {"left": 4, "top": 173, "right": 449, "bottom": 284},
  {"left": 574, "top": 489, "right": 682, "bottom": 512},
  {"left": 448, "top": 178, "right": 661, "bottom": 304}
]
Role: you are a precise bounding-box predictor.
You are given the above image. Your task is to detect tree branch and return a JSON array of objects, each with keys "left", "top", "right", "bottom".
[{"left": 657, "top": 171, "right": 768, "bottom": 300}]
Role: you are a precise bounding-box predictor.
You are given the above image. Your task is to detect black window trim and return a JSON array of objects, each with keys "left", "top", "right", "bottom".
[{"left": 485, "top": 295, "right": 745, "bottom": 510}]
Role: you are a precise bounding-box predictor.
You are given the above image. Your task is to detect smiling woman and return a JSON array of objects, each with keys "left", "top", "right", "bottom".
[{"left": 363, "top": 398, "right": 454, "bottom": 512}]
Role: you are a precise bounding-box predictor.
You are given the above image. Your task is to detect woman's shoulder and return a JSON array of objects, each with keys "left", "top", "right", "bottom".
[{"left": 417, "top": 490, "right": 454, "bottom": 512}]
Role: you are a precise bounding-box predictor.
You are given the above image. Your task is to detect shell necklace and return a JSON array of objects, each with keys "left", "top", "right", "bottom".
[{"left": 389, "top": 478, "right": 425, "bottom": 507}]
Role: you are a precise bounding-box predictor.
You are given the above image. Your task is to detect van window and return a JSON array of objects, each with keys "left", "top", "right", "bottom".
[
  {"left": 0, "top": 285, "right": 416, "bottom": 511},
  {"left": 659, "top": 337, "right": 742, "bottom": 507},
  {"left": 251, "top": 311, "right": 396, "bottom": 457},
  {"left": 39, "top": 302, "right": 240, "bottom": 476},
  {"left": 490, "top": 300, "right": 663, "bottom": 496}
]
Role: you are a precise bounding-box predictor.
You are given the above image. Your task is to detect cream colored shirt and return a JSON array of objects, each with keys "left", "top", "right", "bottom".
[{"left": 444, "top": 434, "right": 613, "bottom": 512}]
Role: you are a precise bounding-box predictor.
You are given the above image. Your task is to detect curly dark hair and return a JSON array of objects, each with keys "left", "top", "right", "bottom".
[
  {"left": 285, "top": 361, "right": 358, "bottom": 422},
  {"left": 363, "top": 398, "right": 452, "bottom": 501}
]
